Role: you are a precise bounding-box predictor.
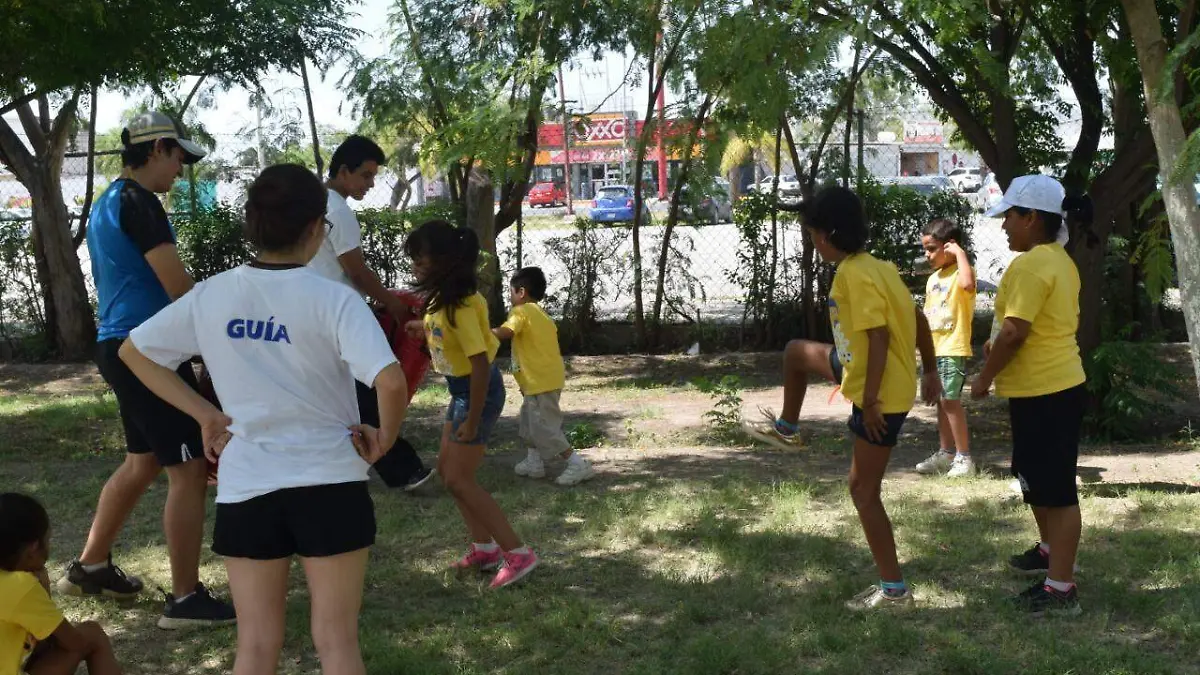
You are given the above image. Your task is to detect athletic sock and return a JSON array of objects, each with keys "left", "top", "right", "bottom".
[
  {"left": 526, "top": 449, "right": 542, "bottom": 463},
  {"left": 954, "top": 451, "right": 970, "bottom": 458},
  {"left": 567, "top": 452, "right": 588, "bottom": 467},
  {"left": 473, "top": 542, "right": 499, "bottom": 553},
  {"left": 1038, "top": 542, "right": 1051, "bottom": 556},
  {"left": 880, "top": 579, "right": 908, "bottom": 598},
  {"left": 173, "top": 592, "right": 195, "bottom": 603},
  {"left": 775, "top": 418, "right": 800, "bottom": 435},
  {"left": 1044, "top": 578, "right": 1075, "bottom": 593},
  {"left": 508, "top": 546, "right": 531, "bottom": 555},
  {"left": 81, "top": 561, "right": 109, "bottom": 573}
]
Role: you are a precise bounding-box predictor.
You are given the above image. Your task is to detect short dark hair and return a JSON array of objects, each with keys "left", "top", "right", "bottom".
[
  {"left": 1012, "top": 195, "right": 1094, "bottom": 242},
  {"left": 244, "top": 164, "right": 327, "bottom": 251},
  {"left": 923, "top": 218, "right": 963, "bottom": 245},
  {"left": 121, "top": 130, "right": 181, "bottom": 169},
  {"left": 0, "top": 493, "right": 49, "bottom": 571},
  {"left": 800, "top": 185, "right": 867, "bottom": 253},
  {"left": 328, "top": 135, "right": 386, "bottom": 180},
  {"left": 511, "top": 267, "right": 547, "bottom": 301}
]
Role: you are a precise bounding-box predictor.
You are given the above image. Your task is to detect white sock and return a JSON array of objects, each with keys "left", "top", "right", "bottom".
[
  {"left": 1044, "top": 578, "right": 1074, "bottom": 592},
  {"left": 526, "top": 449, "right": 543, "bottom": 463},
  {"left": 473, "top": 541, "right": 499, "bottom": 553},
  {"left": 174, "top": 591, "right": 195, "bottom": 603},
  {"left": 81, "top": 561, "right": 109, "bottom": 573},
  {"left": 1038, "top": 542, "right": 1051, "bottom": 555},
  {"left": 955, "top": 451, "right": 971, "bottom": 459},
  {"left": 567, "top": 452, "right": 588, "bottom": 467},
  {"left": 508, "top": 546, "right": 531, "bottom": 555}
]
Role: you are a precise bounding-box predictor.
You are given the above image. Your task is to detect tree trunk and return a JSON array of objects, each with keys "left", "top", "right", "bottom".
[
  {"left": 466, "top": 169, "right": 505, "bottom": 326},
  {"left": 1121, "top": 0, "right": 1200, "bottom": 391},
  {"left": 30, "top": 164, "right": 96, "bottom": 358}
]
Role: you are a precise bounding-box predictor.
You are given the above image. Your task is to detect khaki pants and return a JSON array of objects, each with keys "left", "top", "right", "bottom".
[{"left": 519, "top": 390, "right": 572, "bottom": 459}]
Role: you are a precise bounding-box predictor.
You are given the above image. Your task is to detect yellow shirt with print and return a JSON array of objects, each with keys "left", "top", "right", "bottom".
[
  {"left": 991, "top": 243, "right": 1086, "bottom": 398},
  {"left": 502, "top": 302, "right": 566, "bottom": 396},
  {"left": 424, "top": 293, "right": 500, "bottom": 377},
  {"left": 829, "top": 253, "right": 918, "bottom": 414},
  {"left": 924, "top": 263, "right": 976, "bottom": 358},
  {"left": 1, "top": 571, "right": 63, "bottom": 675}
]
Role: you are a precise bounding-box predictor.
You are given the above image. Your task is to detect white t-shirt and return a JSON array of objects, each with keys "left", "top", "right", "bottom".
[
  {"left": 130, "top": 264, "right": 398, "bottom": 504},
  {"left": 307, "top": 189, "right": 361, "bottom": 288}
]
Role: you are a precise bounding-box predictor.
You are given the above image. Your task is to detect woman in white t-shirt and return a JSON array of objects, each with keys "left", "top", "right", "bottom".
[{"left": 118, "top": 164, "right": 408, "bottom": 675}]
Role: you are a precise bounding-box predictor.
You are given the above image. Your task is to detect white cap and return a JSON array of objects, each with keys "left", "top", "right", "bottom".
[
  {"left": 984, "top": 174, "right": 1070, "bottom": 245},
  {"left": 124, "top": 111, "right": 207, "bottom": 164}
]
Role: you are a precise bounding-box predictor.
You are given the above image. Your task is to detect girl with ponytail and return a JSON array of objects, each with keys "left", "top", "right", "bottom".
[
  {"left": 971, "top": 174, "right": 1093, "bottom": 617},
  {"left": 404, "top": 220, "right": 538, "bottom": 588}
]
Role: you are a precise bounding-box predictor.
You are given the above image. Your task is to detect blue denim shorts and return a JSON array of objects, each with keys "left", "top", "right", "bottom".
[{"left": 445, "top": 364, "right": 506, "bottom": 446}]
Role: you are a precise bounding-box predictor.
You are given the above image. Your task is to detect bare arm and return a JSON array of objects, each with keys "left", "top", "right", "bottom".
[
  {"left": 954, "top": 249, "right": 976, "bottom": 291},
  {"left": 144, "top": 244, "right": 194, "bottom": 300},
  {"left": 492, "top": 326, "right": 514, "bottom": 341},
  {"left": 465, "top": 353, "right": 489, "bottom": 428},
  {"left": 914, "top": 310, "right": 937, "bottom": 374},
  {"left": 338, "top": 249, "right": 408, "bottom": 317},
  {"left": 976, "top": 317, "right": 1031, "bottom": 387},
  {"left": 861, "top": 327, "right": 889, "bottom": 409},
  {"left": 373, "top": 362, "right": 408, "bottom": 450}
]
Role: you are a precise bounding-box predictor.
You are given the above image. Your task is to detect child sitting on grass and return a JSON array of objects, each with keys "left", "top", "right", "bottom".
[
  {"left": 493, "top": 267, "right": 595, "bottom": 486},
  {"left": 915, "top": 218, "right": 977, "bottom": 477},
  {"left": 1, "top": 493, "right": 122, "bottom": 675}
]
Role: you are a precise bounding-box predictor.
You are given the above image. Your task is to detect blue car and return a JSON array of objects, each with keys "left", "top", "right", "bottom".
[{"left": 589, "top": 185, "right": 652, "bottom": 224}]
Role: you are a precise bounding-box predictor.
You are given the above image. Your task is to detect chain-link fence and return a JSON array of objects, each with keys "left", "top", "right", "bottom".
[{"left": 1, "top": 109, "right": 1019, "bottom": 354}]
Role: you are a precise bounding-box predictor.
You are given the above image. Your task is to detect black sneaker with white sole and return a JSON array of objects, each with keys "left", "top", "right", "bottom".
[
  {"left": 157, "top": 583, "right": 237, "bottom": 630},
  {"left": 1009, "top": 543, "right": 1049, "bottom": 576},
  {"left": 1010, "top": 580, "right": 1081, "bottom": 617},
  {"left": 403, "top": 467, "right": 438, "bottom": 492},
  {"left": 57, "top": 556, "right": 143, "bottom": 599}
]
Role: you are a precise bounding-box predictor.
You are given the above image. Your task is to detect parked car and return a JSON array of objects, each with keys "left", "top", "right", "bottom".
[
  {"left": 679, "top": 178, "right": 733, "bottom": 224},
  {"left": 947, "top": 167, "right": 983, "bottom": 192},
  {"left": 589, "top": 185, "right": 651, "bottom": 224},
  {"left": 753, "top": 174, "right": 802, "bottom": 198},
  {"left": 974, "top": 173, "right": 1003, "bottom": 213},
  {"left": 527, "top": 181, "right": 566, "bottom": 207},
  {"left": 882, "top": 175, "right": 955, "bottom": 196}
]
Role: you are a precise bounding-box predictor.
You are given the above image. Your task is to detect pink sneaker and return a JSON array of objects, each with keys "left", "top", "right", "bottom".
[
  {"left": 490, "top": 550, "right": 539, "bottom": 588},
  {"left": 451, "top": 545, "right": 502, "bottom": 572}
]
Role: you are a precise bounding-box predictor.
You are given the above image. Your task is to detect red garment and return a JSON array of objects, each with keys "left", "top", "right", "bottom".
[{"left": 372, "top": 289, "right": 431, "bottom": 402}]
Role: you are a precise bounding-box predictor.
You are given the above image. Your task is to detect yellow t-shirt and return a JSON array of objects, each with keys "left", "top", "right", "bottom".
[
  {"left": 1, "top": 571, "right": 63, "bottom": 675},
  {"left": 829, "top": 253, "right": 918, "bottom": 414},
  {"left": 990, "top": 243, "right": 1086, "bottom": 398},
  {"left": 424, "top": 293, "right": 500, "bottom": 377},
  {"left": 502, "top": 302, "right": 565, "bottom": 396},
  {"left": 924, "top": 263, "right": 976, "bottom": 357}
]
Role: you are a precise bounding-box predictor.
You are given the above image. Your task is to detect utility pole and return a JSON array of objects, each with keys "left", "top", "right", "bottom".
[
  {"left": 558, "top": 64, "right": 574, "bottom": 215},
  {"left": 255, "top": 91, "right": 267, "bottom": 171}
]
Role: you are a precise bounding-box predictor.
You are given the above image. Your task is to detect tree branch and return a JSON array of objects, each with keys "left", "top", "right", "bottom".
[
  {"left": 0, "top": 90, "right": 43, "bottom": 116},
  {"left": 0, "top": 116, "right": 36, "bottom": 183},
  {"left": 16, "top": 102, "right": 48, "bottom": 154},
  {"left": 74, "top": 86, "right": 99, "bottom": 249}
]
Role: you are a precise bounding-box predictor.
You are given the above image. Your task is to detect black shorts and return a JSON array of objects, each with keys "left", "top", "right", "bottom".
[
  {"left": 1009, "top": 384, "right": 1086, "bottom": 507},
  {"left": 212, "top": 481, "right": 375, "bottom": 560},
  {"left": 95, "top": 338, "right": 203, "bottom": 467},
  {"left": 848, "top": 405, "right": 908, "bottom": 448}
]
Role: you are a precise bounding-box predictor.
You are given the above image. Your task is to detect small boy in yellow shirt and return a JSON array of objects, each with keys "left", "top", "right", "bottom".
[
  {"left": 915, "top": 218, "right": 978, "bottom": 477},
  {"left": 1, "top": 493, "right": 121, "bottom": 675},
  {"left": 493, "top": 267, "right": 595, "bottom": 486}
]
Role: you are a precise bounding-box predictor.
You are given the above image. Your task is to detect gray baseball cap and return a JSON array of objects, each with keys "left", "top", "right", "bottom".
[{"left": 124, "top": 111, "right": 207, "bottom": 164}]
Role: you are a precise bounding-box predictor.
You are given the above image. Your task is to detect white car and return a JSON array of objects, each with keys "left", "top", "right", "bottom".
[
  {"left": 975, "top": 173, "right": 1003, "bottom": 213},
  {"left": 753, "top": 174, "right": 802, "bottom": 198},
  {"left": 948, "top": 167, "right": 983, "bottom": 192}
]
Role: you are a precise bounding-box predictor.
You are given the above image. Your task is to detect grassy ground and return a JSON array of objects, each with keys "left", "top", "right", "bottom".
[{"left": 2, "top": 355, "right": 1200, "bottom": 674}]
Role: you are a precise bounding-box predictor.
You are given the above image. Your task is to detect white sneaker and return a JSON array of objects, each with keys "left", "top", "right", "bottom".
[
  {"left": 947, "top": 455, "right": 977, "bottom": 477},
  {"left": 915, "top": 451, "right": 953, "bottom": 475},
  {"left": 514, "top": 455, "right": 546, "bottom": 479},
  {"left": 555, "top": 459, "right": 595, "bottom": 486},
  {"left": 844, "top": 585, "right": 914, "bottom": 611},
  {"left": 1009, "top": 478, "right": 1024, "bottom": 495}
]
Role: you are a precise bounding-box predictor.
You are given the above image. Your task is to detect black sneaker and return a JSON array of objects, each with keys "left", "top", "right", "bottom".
[
  {"left": 56, "top": 556, "right": 143, "bottom": 599},
  {"left": 1010, "top": 580, "right": 1081, "bottom": 617},
  {"left": 157, "top": 583, "right": 237, "bottom": 630},
  {"left": 1008, "top": 543, "right": 1050, "bottom": 576},
  {"left": 403, "top": 467, "right": 438, "bottom": 492}
]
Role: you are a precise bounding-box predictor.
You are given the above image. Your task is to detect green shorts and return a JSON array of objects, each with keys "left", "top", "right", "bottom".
[{"left": 937, "top": 356, "right": 967, "bottom": 401}]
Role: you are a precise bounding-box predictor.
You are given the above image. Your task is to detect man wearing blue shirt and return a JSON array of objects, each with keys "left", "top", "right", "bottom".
[{"left": 59, "top": 112, "right": 235, "bottom": 630}]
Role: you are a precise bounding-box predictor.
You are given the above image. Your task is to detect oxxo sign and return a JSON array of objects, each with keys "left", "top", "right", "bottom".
[{"left": 575, "top": 115, "right": 629, "bottom": 145}]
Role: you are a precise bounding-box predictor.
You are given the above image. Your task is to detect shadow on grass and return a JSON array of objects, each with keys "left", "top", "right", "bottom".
[{"left": 1082, "top": 481, "right": 1200, "bottom": 498}]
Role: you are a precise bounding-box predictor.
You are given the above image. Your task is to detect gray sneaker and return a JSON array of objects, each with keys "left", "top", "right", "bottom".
[
  {"left": 743, "top": 407, "right": 805, "bottom": 450},
  {"left": 916, "top": 451, "right": 954, "bottom": 475}
]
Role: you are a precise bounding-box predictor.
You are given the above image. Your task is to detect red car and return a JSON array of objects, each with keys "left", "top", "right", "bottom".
[{"left": 527, "top": 182, "right": 566, "bottom": 207}]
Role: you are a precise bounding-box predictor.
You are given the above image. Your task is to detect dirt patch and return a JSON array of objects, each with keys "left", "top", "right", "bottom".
[{"left": 0, "top": 362, "right": 104, "bottom": 395}]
